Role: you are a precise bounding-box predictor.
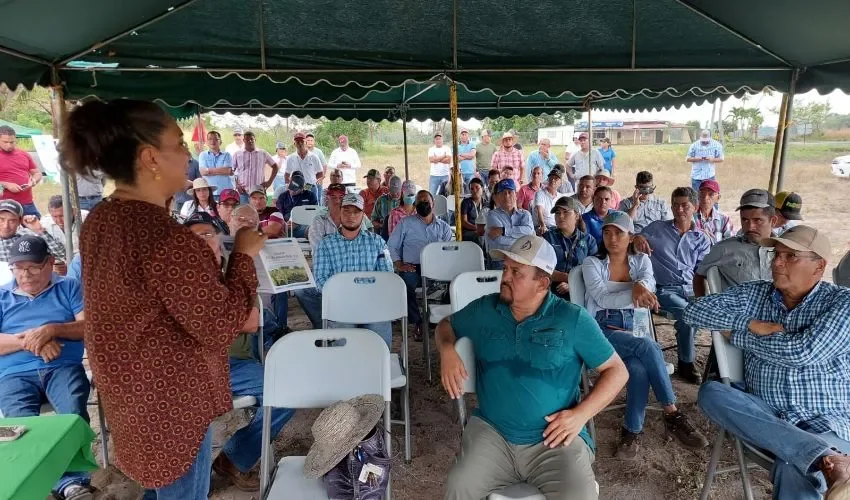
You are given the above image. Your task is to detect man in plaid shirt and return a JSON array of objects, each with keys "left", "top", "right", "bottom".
[
  {"left": 313, "top": 192, "right": 394, "bottom": 347},
  {"left": 491, "top": 132, "right": 524, "bottom": 185},
  {"left": 684, "top": 225, "right": 850, "bottom": 500},
  {"left": 0, "top": 200, "right": 66, "bottom": 272}
]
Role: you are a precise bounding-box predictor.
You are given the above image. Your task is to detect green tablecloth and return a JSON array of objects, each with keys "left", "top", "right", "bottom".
[{"left": 0, "top": 414, "right": 98, "bottom": 500}]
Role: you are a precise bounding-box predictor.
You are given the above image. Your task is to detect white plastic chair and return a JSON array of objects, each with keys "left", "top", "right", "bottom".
[
  {"left": 321, "top": 272, "right": 412, "bottom": 463},
  {"left": 259, "top": 329, "right": 392, "bottom": 500},
  {"left": 449, "top": 271, "right": 502, "bottom": 313},
  {"left": 455, "top": 338, "right": 598, "bottom": 500},
  {"left": 699, "top": 267, "right": 773, "bottom": 500},
  {"left": 289, "top": 205, "right": 326, "bottom": 252},
  {"left": 420, "top": 242, "right": 485, "bottom": 382},
  {"left": 434, "top": 195, "right": 449, "bottom": 218}
]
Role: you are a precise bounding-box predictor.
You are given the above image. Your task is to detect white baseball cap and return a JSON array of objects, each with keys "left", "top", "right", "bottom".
[{"left": 490, "top": 235, "right": 556, "bottom": 275}]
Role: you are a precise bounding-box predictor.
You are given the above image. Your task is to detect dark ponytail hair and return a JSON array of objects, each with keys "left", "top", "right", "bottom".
[{"left": 59, "top": 99, "right": 170, "bottom": 185}]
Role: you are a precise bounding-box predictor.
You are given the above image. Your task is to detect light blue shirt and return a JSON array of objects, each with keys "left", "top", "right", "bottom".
[
  {"left": 457, "top": 142, "right": 476, "bottom": 174},
  {"left": 581, "top": 254, "right": 655, "bottom": 316},
  {"left": 313, "top": 229, "right": 393, "bottom": 290},
  {"left": 485, "top": 207, "right": 535, "bottom": 254},
  {"left": 686, "top": 139, "right": 724, "bottom": 180},
  {"left": 198, "top": 150, "right": 234, "bottom": 191},
  {"left": 526, "top": 151, "right": 559, "bottom": 179},
  {"left": 387, "top": 214, "right": 452, "bottom": 264},
  {"left": 0, "top": 276, "right": 84, "bottom": 379},
  {"left": 639, "top": 220, "right": 711, "bottom": 286}
]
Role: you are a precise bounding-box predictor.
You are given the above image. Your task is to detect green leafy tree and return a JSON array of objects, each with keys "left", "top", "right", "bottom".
[{"left": 314, "top": 119, "right": 369, "bottom": 152}]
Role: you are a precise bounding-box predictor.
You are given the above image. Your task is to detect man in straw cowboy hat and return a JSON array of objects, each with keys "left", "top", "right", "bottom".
[
  {"left": 686, "top": 225, "right": 850, "bottom": 500},
  {"left": 436, "top": 234, "right": 628, "bottom": 500}
]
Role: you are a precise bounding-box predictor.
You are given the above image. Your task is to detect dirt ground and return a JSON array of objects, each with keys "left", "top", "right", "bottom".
[{"left": 39, "top": 142, "right": 850, "bottom": 499}]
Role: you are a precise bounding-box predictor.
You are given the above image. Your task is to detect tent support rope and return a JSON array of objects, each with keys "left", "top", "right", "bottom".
[
  {"left": 59, "top": 0, "right": 203, "bottom": 66},
  {"left": 670, "top": 0, "right": 791, "bottom": 67}
]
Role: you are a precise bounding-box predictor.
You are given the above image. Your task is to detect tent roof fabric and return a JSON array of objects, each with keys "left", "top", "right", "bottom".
[
  {"left": 0, "top": 119, "right": 43, "bottom": 138},
  {"left": 1, "top": 0, "right": 849, "bottom": 118}
]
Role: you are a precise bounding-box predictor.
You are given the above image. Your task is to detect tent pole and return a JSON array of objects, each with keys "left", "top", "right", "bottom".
[
  {"left": 449, "top": 81, "right": 462, "bottom": 241},
  {"left": 402, "top": 114, "right": 409, "bottom": 181},
  {"left": 60, "top": 65, "right": 789, "bottom": 74},
  {"left": 49, "top": 81, "right": 76, "bottom": 259},
  {"left": 768, "top": 93, "right": 789, "bottom": 192},
  {"left": 587, "top": 104, "right": 593, "bottom": 170},
  {"left": 0, "top": 45, "right": 51, "bottom": 66},
  {"left": 630, "top": 0, "right": 637, "bottom": 69},
  {"left": 775, "top": 70, "right": 799, "bottom": 193}
]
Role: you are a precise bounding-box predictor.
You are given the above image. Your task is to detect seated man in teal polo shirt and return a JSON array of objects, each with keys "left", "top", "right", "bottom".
[
  {"left": 0, "top": 236, "right": 91, "bottom": 500},
  {"left": 437, "top": 235, "right": 628, "bottom": 500}
]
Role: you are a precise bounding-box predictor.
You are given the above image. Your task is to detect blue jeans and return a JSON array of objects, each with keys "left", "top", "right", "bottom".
[
  {"left": 429, "top": 175, "right": 448, "bottom": 195},
  {"left": 271, "top": 292, "right": 289, "bottom": 331},
  {"left": 142, "top": 426, "right": 213, "bottom": 500},
  {"left": 461, "top": 172, "right": 475, "bottom": 186},
  {"left": 398, "top": 267, "right": 422, "bottom": 325},
  {"left": 78, "top": 195, "right": 103, "bottom": 211},
  {"left": 656, "top": 285, "right": 696, "bottom": 363},
  {"left": 290, "top": 224, "right": 308, "bottom": 239},
  {"left": 272, "top": 175, "right": 287, "bottom": 194},
  {"left": 21, "top": 202, "right": 41, "bottom": 218},
  {"left": 294, "top": 286, "right": 322, "bottom": 329},
  {"left": 0, "top": 365, "right": 91, "bottom": 493},
  {"left": 239, "top": 193, "right": 250, "bottom": 204},
  {"left": 698, "top": 382, "right": 850, "bottom": 500},
  {"left": 595, "top": 310, "right": 676, "bottom": 434},
  {"left": 329, "top": 320, "right": 392, "bottom": 348},
  {"left": 488, "top": 260, "right": 504, "bottom": 271},
  {"left": 223, "top": 358, "right": 295, "bottom": 472}
]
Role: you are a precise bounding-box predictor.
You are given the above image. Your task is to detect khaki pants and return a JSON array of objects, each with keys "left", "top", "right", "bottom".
[{"left": 445, "top": 417, "right": 597, "bottom": 500}]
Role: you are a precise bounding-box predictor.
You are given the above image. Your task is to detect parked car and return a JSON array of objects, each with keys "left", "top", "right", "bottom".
[{"left": 833, "top": 155, "right": 850, "bottom": 178}]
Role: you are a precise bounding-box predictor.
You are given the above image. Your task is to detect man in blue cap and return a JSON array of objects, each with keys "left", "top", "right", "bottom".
[
  {"left": 276, "top": 170, "right": 318, "bottom": 239},
  {"left": 485, "top": 178, "right": 534, "bottom": 270},
  {"left": 0, "top": 236, "right": 92, "bottom": 499}
]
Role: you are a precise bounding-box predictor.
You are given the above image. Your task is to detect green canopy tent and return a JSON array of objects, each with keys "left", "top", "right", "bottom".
[{"left": 0, "top": 119, "right": 43, "bottom": 138}]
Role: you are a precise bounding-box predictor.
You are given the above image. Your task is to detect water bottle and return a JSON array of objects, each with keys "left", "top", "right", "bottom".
[{"left": 632, "top": 307, "right": 651, "bottom": 339}]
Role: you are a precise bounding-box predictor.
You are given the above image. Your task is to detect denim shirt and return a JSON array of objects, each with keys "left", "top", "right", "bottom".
[{"left": 543, "top": 229, "right": 597, "bottom": 275}]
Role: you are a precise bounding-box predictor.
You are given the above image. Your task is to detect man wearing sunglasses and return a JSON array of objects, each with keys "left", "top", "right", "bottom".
[
  {"left": 618, "top": 171, "right": 672, "bottom": 232},
  {"left": 685, "top": 226, "right": 850, "bottom": 500}
]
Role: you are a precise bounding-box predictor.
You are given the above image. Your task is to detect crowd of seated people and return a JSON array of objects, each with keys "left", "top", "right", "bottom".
[{"left": 10, "top": 126, "right": 850, "bottom": 500}]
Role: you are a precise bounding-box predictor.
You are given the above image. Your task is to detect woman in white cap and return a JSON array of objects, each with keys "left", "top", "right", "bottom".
[
  {"left": 581, "top": 210, "right": 707, "bottom": 459},
  {"left": 180, "top": 177, "right": 218, "bottom": 218}
]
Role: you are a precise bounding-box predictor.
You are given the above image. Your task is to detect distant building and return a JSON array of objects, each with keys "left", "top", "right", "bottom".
[{"left": 539, "top": 121, "right": 693, "bottom": 145}]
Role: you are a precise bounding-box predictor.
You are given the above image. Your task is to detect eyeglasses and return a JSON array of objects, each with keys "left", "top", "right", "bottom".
[
  {"left": 235, "top": 216, "right": 259, "bottom": 225},
  {"left": 194, "top": 232, "right": 217, "bottom": 240},
  {"left": 10, "top": 260, "right": 48, "bottom": 276},
  {"left": 768, "top": 249, "right": 821, "bottom": 264}
]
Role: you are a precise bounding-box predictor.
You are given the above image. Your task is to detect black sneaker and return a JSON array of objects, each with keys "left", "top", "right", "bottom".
[
  {"left": 614, "top": 428, "right": 641, "bottom": 459},
  {"left": 677, "top": 361, "right": 703, "bottom": 385},
  {"left": 664, "top": 411, "right": 709, "bottom": 450}
]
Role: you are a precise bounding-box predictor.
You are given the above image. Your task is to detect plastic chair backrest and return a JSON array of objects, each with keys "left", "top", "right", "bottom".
[
  {"left": 835, "top": 250, "right": 850, "bottom": 287},
  {"left": 454, "top": 337, "right": 477, "bottom": 394},
  {"left": 568, "top": 266, "right": 586, "bottom": 308},
  {"left": 447, "top": 195, "right": 456, "bottom": 212},
  {"left": 704, "top": 266, "right": 745, "bottom": 384},
  {"left": 420, "top": 241, "right": 484, "bottom": 281},
  {"left": 289, "top": 205, "right": 325, "bottom": 226},
  {"left": 322, "top": 272, "right": 407, "bottom": 324},
  {"left": 450, "top": 271, "right": 502, "bottom": 312},
  {"left": 263, "top": 328, "right": 391, "bottom": 408},
  {"left": 434, "top": 195, "right": 449, "bottom": 217}
]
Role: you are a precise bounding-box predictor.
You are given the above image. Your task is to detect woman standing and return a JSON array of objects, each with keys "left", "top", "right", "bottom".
[
  {"left": 59, "top": 100, "right": 266, "bottom": 499},
  {"left": 542, "top": 197, "right": 597, "bottom": 299},
  {"left": 580, "top": 211, "right": 706, "bottom": 459},
  {"left": 180, "top": 177, "right": 218, "bottom": 218},
  {"left": 598, "top": 137, "right": 616, "bottom": 175}
]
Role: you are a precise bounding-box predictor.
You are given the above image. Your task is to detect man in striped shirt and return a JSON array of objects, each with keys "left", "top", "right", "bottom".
[
  {"left": 685, "top": 225, "right": 850, "bottom": 500},
  {"left": 491, "top": 132, "right": 525, "bottom": 185},
  {"left": 233, "top": 131, "right": 278, "bottom": 203}
]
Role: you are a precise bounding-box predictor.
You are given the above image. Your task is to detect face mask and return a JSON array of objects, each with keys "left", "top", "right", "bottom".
[
  {"left": 403, "top": 195, "right": 416, "bottom": 206},
  {"left": 415, "top": 201, "right": 432, "bottom": 217}
]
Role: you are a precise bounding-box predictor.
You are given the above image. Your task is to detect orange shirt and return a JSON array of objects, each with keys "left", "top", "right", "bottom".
[{"left": 360, "top": 186, "right": 388, "bottom": 219}]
